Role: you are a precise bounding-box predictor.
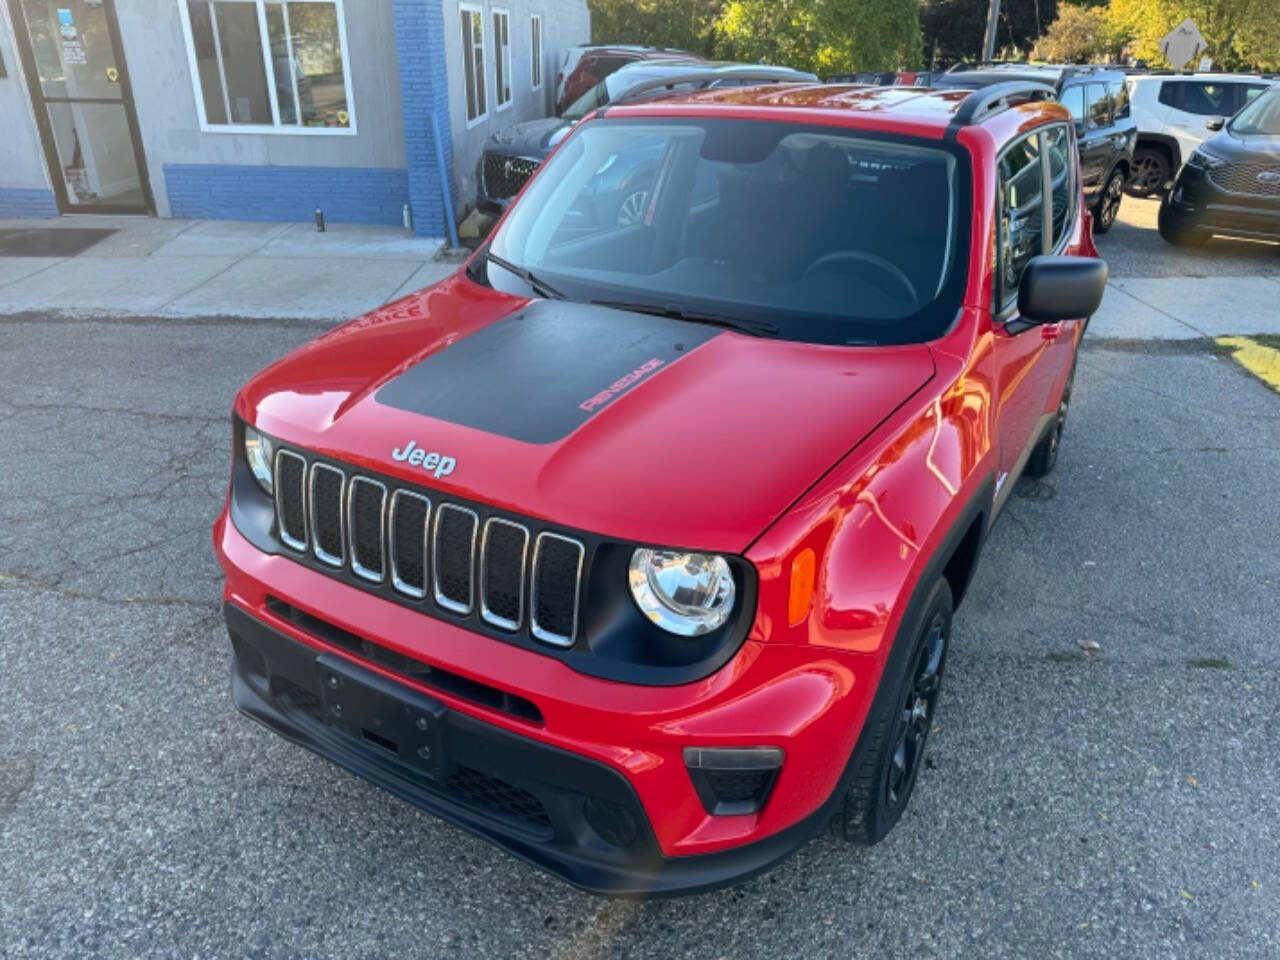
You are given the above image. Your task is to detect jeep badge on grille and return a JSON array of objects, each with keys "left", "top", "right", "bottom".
[{"left": 392, "top": 441, "right": 456, "bottom": 478}]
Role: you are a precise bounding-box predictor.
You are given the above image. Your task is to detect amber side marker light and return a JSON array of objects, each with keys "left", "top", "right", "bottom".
[{"left": 788, "top": 548, "right": 816, "bottom": 626}]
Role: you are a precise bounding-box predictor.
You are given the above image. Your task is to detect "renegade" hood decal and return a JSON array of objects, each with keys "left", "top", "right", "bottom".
[{"left": 373, "top": 300, "right": 717, "bottom": 444}]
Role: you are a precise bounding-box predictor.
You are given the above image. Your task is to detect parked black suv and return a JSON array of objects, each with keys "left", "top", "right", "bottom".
[
  {"left": 1159, "top": 83, "right": 1280, "bottom": 246},
  {"left": 476, "top": 62, "right": 817, "bottom": 216},
  {"left": 935, "top": 64, "right": 1137, "bottom": 233}
]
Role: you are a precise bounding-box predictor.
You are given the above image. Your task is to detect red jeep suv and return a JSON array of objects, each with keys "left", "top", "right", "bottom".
[{"left": 215, "top": 82, "right": 1107, "bottom": 896}]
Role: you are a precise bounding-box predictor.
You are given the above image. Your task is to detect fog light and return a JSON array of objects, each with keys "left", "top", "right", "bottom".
[{"left": 684, "top": 746, "right": 784, "bottom": 816}]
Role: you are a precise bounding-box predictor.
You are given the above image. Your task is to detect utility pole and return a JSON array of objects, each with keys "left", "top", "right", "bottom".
[{"left": 982, "top": 0, "right": 1001, "bottom": 62}]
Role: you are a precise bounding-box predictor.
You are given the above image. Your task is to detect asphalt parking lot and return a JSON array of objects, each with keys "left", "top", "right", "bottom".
[{"left": 2, "top": 201, "right": 1278, "bottom": 958}]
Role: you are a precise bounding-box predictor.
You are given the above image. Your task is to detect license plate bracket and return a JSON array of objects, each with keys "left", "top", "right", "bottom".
[{"left": 316, "top": 653, "right": 447, "bottom": 780}]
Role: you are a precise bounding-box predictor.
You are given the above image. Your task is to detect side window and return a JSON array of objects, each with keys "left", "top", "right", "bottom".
[
  {"left": 997, "top": 134, "right": 1045, "bottom": 309},
  {"left": 1060, "top": 85, "right": 1086, "bottom": 127},
  {"left": 1044, "top": 125, "right": 1075, "bottom": 249},
  {"left": 1086, "top": 83, "right": 1111, "bottom": 128},
  {"left": 1178, "top": 82, "right": 1233, "bottom": 116},
  {"left": 1108, "top": 81, "right": 1130, "bottom": 120},
  {"left": 1237, "top": 84, "right": 1268, "bottom": 113},
  {"left": 1157, "top": 82, "right": 1182, "bottom": 110}
]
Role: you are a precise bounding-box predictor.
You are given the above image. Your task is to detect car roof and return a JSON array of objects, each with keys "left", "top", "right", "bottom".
[
  {"left": 936, "top": 63, "right": 1128, "bottom": 90},
  {"left": 604, "top": 83, "right": 1070, "bottom": 141},
  {"left": 1128, "top": 72, "right": 1273, "bottom": 83},
  {"left": 602, "top": 61, "right": 819, "bottom": 100}
]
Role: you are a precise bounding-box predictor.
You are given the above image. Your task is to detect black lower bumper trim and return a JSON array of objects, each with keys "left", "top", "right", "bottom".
[{"left": 224, "top": 603, "right": 826, "bottom": 896}]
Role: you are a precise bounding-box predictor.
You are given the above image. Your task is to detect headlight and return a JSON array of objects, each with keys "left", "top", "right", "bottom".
[
  {"left": 244, "top": 425, "right": 274, "bottom": 494},
  {"left": 1187, "top": 148, "right": 1225, "bottom": 170},
  {"left": 628, "top": 548, "right": 736, "bottom": 637}
]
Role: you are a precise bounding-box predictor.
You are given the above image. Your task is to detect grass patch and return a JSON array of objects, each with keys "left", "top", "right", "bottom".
[{"left": 1188, "top": 656, "right": 1232, "bottom": 670}]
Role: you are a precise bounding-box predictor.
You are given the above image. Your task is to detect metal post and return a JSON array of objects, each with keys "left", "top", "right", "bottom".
[
  {"left": 430, "top": 111, "right": 461, "bottom": 249},
  {"left": 983, "top": 0, "right": 1001, "bottom": 62}
]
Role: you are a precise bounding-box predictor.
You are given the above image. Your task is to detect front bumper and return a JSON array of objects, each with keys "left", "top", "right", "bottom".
[
  {"left": 215, "top": 513, "right": 871, "bottom": 895},
  {"left": 1165, "top": 165, "right": 1280, "bottom": 241}
]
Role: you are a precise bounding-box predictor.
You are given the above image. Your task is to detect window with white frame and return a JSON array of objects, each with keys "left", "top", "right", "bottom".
[
  {"left": 492, "top": 8, "right": 512, "bottom": 110},
  {"left": 530, "top": 14, "right": 542, "bottom": 90},
  {"left": 181, "top": 0, "right": 355, "bottom": 133},
  {"left": 460, "top": 3, "right": 487, "bottom": 125}
]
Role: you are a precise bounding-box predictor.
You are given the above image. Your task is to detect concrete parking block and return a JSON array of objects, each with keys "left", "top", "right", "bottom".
[
  {"left": 148, "top": 219, "right": 291, "bottom": 258},
  {"left": 1110, "top": 276, "right": 1280, "bottom": 337},
  {"left": 1087, "top": 283, "right": 1203, "bottom": 339},
  {"left": 163, "top": 256, "right": 422, "bottom": 319},
  {"left": 258, "top": 222, "right": 441, "bottom": 260},
  {"left": 0, "top": 255, "right": 239, "bottom": 313},
  {"left": 0, "top": 257, "right": 64, "bottom": 288}
]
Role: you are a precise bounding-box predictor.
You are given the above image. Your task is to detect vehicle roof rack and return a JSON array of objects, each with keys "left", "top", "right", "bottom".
[
  {"left": 949, "top": 80, "right": 1058, "bottom": 127},
  {"left": 611, "top": 69, "right": 810, "bottom": 106}
]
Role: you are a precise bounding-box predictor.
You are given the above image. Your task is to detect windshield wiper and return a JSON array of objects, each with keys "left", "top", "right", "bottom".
[
  {"left": 485, "top": 252, "right": 566, "bottom": 300},
  {"left": 592, "top": 300, "right": 779, "bottom": 338}
]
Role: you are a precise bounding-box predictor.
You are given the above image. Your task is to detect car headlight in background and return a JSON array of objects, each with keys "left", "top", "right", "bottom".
[
  {"left": 244, "top": 425, "right": 274, "bottom": 494},
  {"left": 1187, "top": 148, "right": 1226, "bottom": 170},
  {"left": 628, "top": 548, "right": 736, "bottom": 636}
]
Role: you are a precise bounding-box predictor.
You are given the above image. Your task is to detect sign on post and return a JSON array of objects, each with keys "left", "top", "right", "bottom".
[{"left": 1160, "top": 19, "right": 1208, "bottom": 71}]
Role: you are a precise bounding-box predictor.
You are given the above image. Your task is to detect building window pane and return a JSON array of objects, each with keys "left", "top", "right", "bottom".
[
  {"left": 461, "top": 6, "right": 486, "bottom": 124},
  {"left": 493, "top": 9, "right": 510, "bottom": 110},
  {"left": 184, "top": 0, "right": 353, "bottom": 131},
  {"left": 530, "top": 15, "right": 541, "bottom": 89}
]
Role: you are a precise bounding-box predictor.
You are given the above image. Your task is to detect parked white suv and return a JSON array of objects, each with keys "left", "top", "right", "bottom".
[{"left": 1125, "top": 73, "right": 1272, "bottom": 196}]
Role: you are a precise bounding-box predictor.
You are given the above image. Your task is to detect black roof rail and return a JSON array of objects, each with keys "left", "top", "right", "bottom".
[
  {"left": 611, "top": 69, "right": 811, "bottom": 105},
  {"left": 949, "top": 80, "right": 1058, "bottom": 128}
]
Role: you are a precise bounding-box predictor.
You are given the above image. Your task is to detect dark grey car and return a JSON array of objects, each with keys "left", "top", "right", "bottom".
[{"left": 476, "top": 61, "right": 818, "bottom": 215}]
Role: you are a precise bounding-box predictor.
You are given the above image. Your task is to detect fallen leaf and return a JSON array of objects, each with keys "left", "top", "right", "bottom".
[
  {"left": 1186, "top": 775, "right": 1198, "bottom": 787},
  {"left": 1180, "top": 889, "right": 1194, "bottom": 902}
]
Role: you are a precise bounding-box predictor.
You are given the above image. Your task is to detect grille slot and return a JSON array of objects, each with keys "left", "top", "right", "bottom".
[
  {"left": 274, "top": 450, "right": 308, "bottom": 551},
  {"left": 446, "top": 765, "right": 551, "bottom": 831},
  {"left": 309, "top": 463, "right": 345, "bottom": 567},
  {"left": 347, "top": 477, "right": 387, "bottom": 582},
  {"left": 531, "top": 533, "right": 584, "bottom": 647},
  {"left": 480, "top": 518, "right": 529, "bottom": 630},
  {"left": 1208, "top": 162, "right": 1280, "bottom": 198},
  {"left": 482, "top": 153, "right": 539, "bottom": 199},
  {"left": 389, "top": 490, "right": 430, "bottom": 599},
  {"left": 433, "top": 504, "right": 478, "bottom": 614}
]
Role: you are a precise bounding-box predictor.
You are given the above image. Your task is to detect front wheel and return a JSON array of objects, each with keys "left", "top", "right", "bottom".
[
  {"left": 1126, "top": 148, "right": 1170, "bottom": 198},
  {"left": 831, "top": 577, "right": 953, "bottom": 846},
  {"left": 1157, "top": 200, "right": 1209, "bottom": 247},
  {"left": 1026, "top": 360, "right": 1075, "bottom": 478},
  {"left": 1093, "top": 168, "right": 1125, "bottom": 233}
]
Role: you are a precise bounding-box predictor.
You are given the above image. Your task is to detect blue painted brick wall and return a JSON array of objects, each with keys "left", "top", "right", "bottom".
[
  {"left": 0, "top": 187, "right": 59, "bottom": 219},
  {"left": 395, "top": 0, "right": 454, "bottom": 239},
  {"left": 164, "top": 164, "right": 410, "bottom": 225}
]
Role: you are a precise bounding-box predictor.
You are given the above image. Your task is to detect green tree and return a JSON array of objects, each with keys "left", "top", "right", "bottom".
[
  {"left": 588, "top": 0, "right": 725, "bottom": 57},
  {"left": 714, "top": 0, "right": 922, "bottom": 76},
  {"left": 1107, "top": 0, "right": 1280, "bottom": 69},
  {"left": 1031, "top": 4, "right": 1123, "bottom": 62}
]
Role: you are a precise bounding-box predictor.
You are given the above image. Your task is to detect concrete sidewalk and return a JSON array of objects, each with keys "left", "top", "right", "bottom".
[
  {"left": 1090, "top": 274, "right": 1280, "bottom": 339},
  {"left": 0, "top": 216, "right": 458, "bottom": 322}
]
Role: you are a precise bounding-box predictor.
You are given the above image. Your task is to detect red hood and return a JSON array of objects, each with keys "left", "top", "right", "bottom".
[{"left": 237, "top": 275, "right": 935, "bottom": 553}]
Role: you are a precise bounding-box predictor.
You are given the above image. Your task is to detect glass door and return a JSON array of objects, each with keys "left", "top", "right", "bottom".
[{"left": 8, "top": 0, "right": 153, "bottom": 213}]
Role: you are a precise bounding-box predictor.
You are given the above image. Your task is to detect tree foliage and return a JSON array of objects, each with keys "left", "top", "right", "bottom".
[
  {"left": 714, "top": 0, "right": 923, "bottom": 75},
  {"left": 588, "top": 0, "right": 725, "bottom": 57},
  {"left": 1031, "top": 4, "right": 1123, "bottom": 62},
  {"left": 1107, "top": 0, "right": 1280, "bottom": 69},
  {"left": 921, "top": 0, "right": 1070, "bottom": 65}
]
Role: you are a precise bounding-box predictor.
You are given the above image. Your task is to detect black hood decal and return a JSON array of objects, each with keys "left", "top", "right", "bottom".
[{"left": 374, "top": 301, "right": 717, "bottom": 444}]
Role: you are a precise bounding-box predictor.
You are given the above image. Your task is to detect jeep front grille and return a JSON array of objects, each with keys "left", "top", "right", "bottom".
[
  {"left": 482, "top": 153, "right": 539, "bottom": 200},
  {"left": 1208, "top": 162, "right": 1280, "bottom": 198},
  {"left": 271, "top": 447, "right": 585, "bottom": 647}
]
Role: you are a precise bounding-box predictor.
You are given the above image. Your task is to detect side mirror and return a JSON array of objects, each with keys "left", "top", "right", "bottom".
[
  {"left": 1018, "top": 255, "right": 1108, "bottom": 323},
  {"left": 1206, "top": 116, "right": 1225, "bottom": 132}
]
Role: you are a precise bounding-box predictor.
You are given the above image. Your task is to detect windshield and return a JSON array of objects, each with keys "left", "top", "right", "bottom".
[
  {"left": 482, "top": 117, "right": 969, "bottom": 346},
  {"left": 562, "top": 80, "right": 609, "bottom": 121},
  {"left": 1230, "top": 87, "right": 1280, "bottom": 135}
]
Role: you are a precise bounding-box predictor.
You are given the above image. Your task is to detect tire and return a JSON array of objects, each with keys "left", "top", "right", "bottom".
[
  {"left": 1125, "top": 147, "right": 1170, "bottom": 199},
  {"left": 1025, "top": 360, "right": 1075, "bottom": 479},
  {"left": 1092, "top": 168, "right": 1125, "bottom": 233},
  {"left": 831, "top": 576, "right": 953, "bottom": 846},
  {"left": 1157, "top": 200, "right": 1208, "bottom": 247}
]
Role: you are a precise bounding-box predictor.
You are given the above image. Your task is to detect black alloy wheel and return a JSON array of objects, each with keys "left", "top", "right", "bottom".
[
  {"left": 883, "top": 614, "right": 947, "bottom": 812},
  {"left": 1094, "top": 169, "right": 1125, "bottom": 233},
  {"left": 1126, "top": 149, "right": 1169, "bottom": 198},
  {"left": 1026, "top": 361, "right": 1074, "bottom": 478}
]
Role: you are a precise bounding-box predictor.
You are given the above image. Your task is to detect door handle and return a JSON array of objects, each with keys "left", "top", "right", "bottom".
[{"left": 1041, "top": 323, "right": 1063, "bottom": 341}]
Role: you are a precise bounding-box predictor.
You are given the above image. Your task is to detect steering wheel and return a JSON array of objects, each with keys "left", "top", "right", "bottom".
[{"left": 804, "top": 250, "right": 920, "bottom": 308}]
